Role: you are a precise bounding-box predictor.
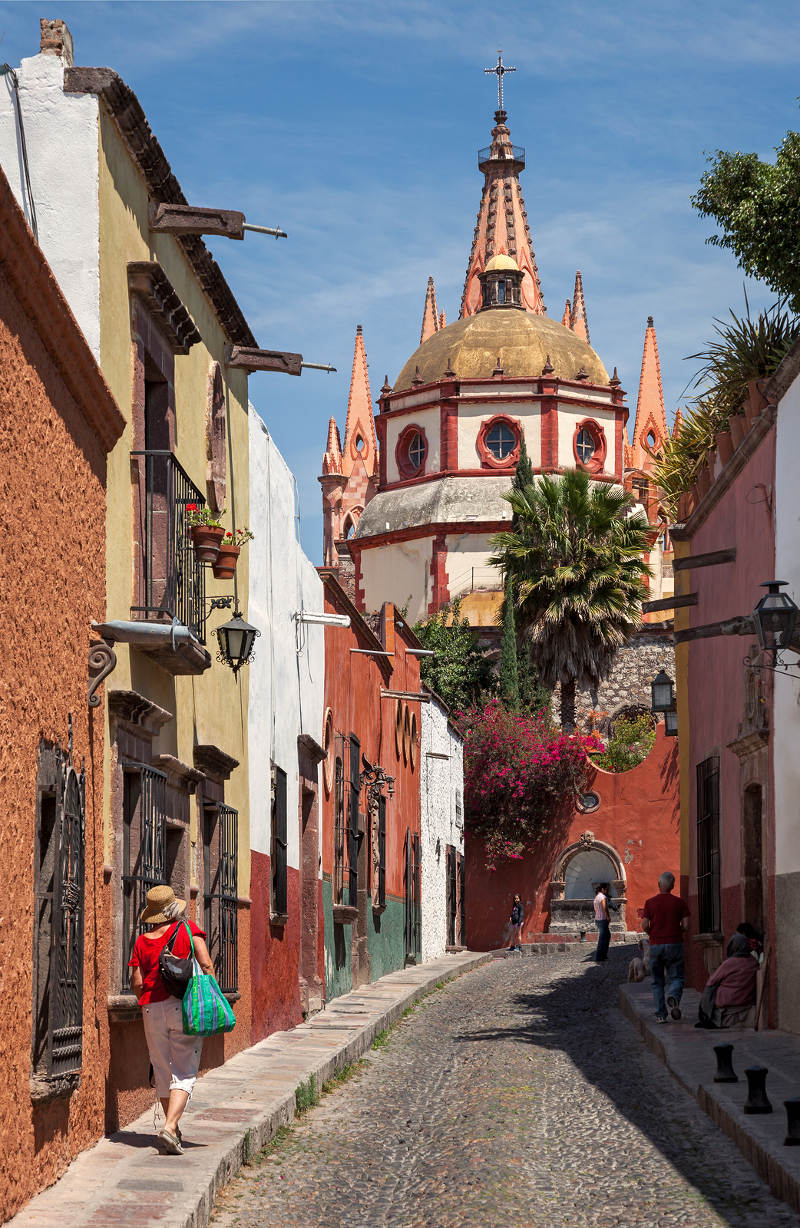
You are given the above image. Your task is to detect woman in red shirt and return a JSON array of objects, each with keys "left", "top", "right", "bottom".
[{"left": 129, "top": 884, "right": 215, "bottom": 1154}]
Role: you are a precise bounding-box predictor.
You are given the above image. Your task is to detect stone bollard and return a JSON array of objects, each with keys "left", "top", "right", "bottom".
[
  {"left": 784, "top": 1099, "right": 800, "bottom": 1145},
  {"left": 743, "top": 1066, "right": 773, "bottom": 1114},
  {"left": 713, "top": 1043, "right": 738, "bottom": 1083}
]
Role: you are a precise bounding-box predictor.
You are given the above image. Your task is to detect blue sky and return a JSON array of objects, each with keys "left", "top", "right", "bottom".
[{"left": 2, "top": 0, "right": 799, "bottom": 560}]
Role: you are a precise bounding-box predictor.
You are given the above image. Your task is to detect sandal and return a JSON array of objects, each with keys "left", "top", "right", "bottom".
[{"left": 157, "top": 1128, "right": 183, "bottom": 1155}]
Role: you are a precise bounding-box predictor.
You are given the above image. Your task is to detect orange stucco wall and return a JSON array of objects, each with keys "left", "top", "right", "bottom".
[
  {"left": 0, "top": 212, "right": 117, "bottom": 1218},
  {"left": 465, "top": 726, "right": 680, "bottom": 950}
]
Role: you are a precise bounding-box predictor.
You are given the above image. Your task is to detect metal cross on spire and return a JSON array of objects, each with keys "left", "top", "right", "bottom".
[{"left": 484, "top": 50, "right": 516, "bottom": 111}]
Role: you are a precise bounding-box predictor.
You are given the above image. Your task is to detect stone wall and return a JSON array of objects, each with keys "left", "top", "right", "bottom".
[
  {"left": 420, "top": 695, "right": 465, "bottom": 962},
  {"left": 554, "top": 625, "right": 675, "bottom": 733}
]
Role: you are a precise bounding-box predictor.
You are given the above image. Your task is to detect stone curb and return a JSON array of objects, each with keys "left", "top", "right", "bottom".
[
  {"left": 8, "top": 951, "right": 492, "bottom": 1228},
  {"left": 620, "top": 981, "right": 800, "bottom": 1215}
]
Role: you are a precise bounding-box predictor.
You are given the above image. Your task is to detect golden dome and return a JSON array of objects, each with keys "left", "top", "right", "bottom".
[
  {"left": 484, "top": 253, "right": 520, "bottom": 272},
  {"left": 394, "top": 309, "right": 609, "bottom": 391}
]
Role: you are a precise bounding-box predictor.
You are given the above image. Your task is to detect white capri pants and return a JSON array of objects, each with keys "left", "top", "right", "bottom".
[{"left": 142, "top": 998, "right": 203, "bottom": 1098}]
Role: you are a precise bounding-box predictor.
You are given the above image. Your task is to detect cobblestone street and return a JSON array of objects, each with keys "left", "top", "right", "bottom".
[{"left": 210, "top": 950, "right": 799, "bottom": 1227}]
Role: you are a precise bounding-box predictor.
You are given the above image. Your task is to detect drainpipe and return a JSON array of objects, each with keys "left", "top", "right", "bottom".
[{"left": 91, "top": 617, "right": 199, "bottom": 650}]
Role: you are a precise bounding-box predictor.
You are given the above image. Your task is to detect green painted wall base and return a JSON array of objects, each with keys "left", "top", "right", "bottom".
[
  {"left": 322, "top": 880, "right": 407, "bottom": 1003},
  {"left": 322, "top": 878, "right": 352, "bottom": 1002}
]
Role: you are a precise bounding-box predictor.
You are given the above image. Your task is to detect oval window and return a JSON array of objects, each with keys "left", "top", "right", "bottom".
[
  {"left": 486, "top": 421, "right": 517, "bottom": 460},
  {"left": 408, "top": 431, "right": 426, "bottom": 471},
  {"left": 576, "top": 427, "right": 596, "bottom": 464}
]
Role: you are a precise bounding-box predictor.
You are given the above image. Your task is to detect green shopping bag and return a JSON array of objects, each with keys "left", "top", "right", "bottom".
[{"left": 181, "top": 929, "right": 236, "bottom": 1036}]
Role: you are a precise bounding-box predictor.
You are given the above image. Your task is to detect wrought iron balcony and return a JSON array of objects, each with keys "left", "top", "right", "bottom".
[{"left": 131, "top": 450, "right": 207, "bottom": 645}]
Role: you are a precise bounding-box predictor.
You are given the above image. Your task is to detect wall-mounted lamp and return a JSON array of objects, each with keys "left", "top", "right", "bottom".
[
  {"left": 650, "top": 670, "right": 674, "bottom": 713},
  {"left": 216, "top": 608, "right": 260, "bottom": 675},
  {"left": 753, "top": 580, "right": 799, "bottom": 658},
  {"left": 664, "top": 707, "right": 678, "bottom": 737}
]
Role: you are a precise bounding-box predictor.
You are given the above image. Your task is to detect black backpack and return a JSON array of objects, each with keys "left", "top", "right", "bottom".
[{"left": 158, "top": 922, "right": 194, "bottom": 998}]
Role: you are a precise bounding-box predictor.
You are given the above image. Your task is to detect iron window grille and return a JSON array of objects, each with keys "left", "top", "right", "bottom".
[
  {"left": 122, "top": 762, "right": 167, "bottom": 987},
  {"left": 203, "top": 803, "right": 239, "bottom": 993},
  {"left": 32, "top": 735, "right": 86, "bottom": 1080},
  {"left": 131, "top": 450, "right": 207, "bottom": 642},
  {"left": 333, "top": 747, "right": 346, "bottom": 904},
  {"left": 575, "top": 427, "right": 596, "bottom": 464},
  {"left": 404, "top": 829, "right": 422, "bottom": 964},
  {"left": 348, "top": 734, "right": 361, "bottom": 905},
  {"left": 696, "top": 755, "right": 721, "bottom": 934},
  {"left": 272, "top": 766, "right": 288, "bottom": 916},
  {"left": 377, "top": 794, "right": 387, "bottom": 909},
  {"left": 485, "top": 421, "right": 517, "bottom": 460}
]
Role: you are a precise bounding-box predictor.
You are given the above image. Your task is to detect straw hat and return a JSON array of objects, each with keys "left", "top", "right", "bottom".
[{"left": 139, "top": 884, "right": 186, "bottom": 926}]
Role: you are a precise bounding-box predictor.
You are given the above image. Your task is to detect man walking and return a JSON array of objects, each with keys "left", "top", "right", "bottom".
[
  {"left": 593, "top": 882, "right": 611, "bottom": 963},
  {"left": 642, "top": 871, "right": 690, "bottom": 1022}
]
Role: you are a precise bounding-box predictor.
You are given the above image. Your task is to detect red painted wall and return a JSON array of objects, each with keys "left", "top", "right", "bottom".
[
  {"left": 465, "top": 727, "right": 680, "bottom": 949},
  {"left": 683, "top": 425, "right": 776, "bottom": 994},
  {"left": 249, "top": 854, "right": 303, "bottom": 1041}
]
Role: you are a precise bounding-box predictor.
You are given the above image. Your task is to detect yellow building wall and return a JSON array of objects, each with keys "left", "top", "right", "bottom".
[{"left": 97, "top": 109, "right": 251, "bottom": 899}]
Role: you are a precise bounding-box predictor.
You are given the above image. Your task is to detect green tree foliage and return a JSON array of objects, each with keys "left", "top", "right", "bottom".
[
  {"left": 514, "top": 434, "right": 534, "bottom": 491},
  {"left": 491, "top": 469, "right": 650, "bottom": 730},
  {"left": 650, "top": 299, "right": 800, "bottom": 515},
  {"left": 516, "top": 637, "right": 552, "bottom": 716},
  {"left": 592, "top": 714, "right": 655, "bottom": 773},
  {"left": 413, "top": 599, "right": 493, "bottom": 711},
  {"left": 498, "top": 573, "right": 520, "bottom": 708},
  {"left": 691, "top": 132, "right": 800, "bottom": 311}
]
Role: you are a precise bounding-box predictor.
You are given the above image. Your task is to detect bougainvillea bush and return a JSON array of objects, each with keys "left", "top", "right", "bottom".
[{"left": 459, "top": 700, "right": 602, "bottom": 869}]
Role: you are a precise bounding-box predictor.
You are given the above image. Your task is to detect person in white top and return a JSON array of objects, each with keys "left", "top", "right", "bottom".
[{"left": 593, "top": 883, "right": 611, "bottom": 963}]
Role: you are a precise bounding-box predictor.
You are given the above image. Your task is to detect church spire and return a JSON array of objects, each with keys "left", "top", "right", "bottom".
[
  {"left": 341, "top": 324, "right": 378, "bottom": 479},
  {"left": 420, "top": 276, "right": 440, "bottom": 344},
  {"left": 459, "top": 66, "right": 545, "bottom": 319},
  {"left": 561, "top": 299, "right": 572, "bottom": 329},
  {"left": 322, "top": 416, "right": 342, "bottom": 475},
  {"left": 629, "top": 315, "right": 669, "bottom": 472},
  {"left": 570, "top": 271, "right": 589, "bottom": 344}
]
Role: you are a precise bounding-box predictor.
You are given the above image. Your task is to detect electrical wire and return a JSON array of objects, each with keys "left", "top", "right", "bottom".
[{"left": 1, "top": 64, "right": 38, "bottom": 239}]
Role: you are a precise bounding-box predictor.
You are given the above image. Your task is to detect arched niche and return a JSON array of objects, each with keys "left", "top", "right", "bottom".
[{"left": 549, "top": 835, "right": 627, "bottom": 934}]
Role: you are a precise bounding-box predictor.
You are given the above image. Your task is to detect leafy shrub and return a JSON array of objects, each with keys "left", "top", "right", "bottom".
[{"left": 593, "top": 714, "right": 655, "bottom": 773}]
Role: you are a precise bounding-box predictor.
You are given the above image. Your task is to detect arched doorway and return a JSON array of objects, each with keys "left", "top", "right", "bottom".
[{"left": 549, "top": 836, "right": 627, "bottom": 934}]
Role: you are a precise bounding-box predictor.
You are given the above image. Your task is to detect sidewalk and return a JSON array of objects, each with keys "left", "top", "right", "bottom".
[
  {"left": 9, "top": 951, "right": 490, "bottom": 1228},
  {"left": 620, "top": 981, "right": 800, "bottom": 1214}
]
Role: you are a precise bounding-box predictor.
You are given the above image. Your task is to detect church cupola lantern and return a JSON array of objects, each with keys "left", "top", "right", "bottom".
[{"left": 479, "top": 253, "right": 524, "bottom": 311}]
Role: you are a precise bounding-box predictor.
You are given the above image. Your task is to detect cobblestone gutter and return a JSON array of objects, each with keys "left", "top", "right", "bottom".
[
  {"left": 8, "top": 952, "right": 491, "bottom": 1228},
  {"left": 620, "top": 981, "right": 800, "bottom": 1214}
]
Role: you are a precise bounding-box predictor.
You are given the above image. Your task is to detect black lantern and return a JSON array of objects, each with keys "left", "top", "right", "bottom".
[
  {"left": 651, "top": 670, "right": 674, "bottom": 714},
  {"left": 753, "top": 581, "right": 799, "bottom": 656},
  {"left": 216, "top": 608, "right": 260, "bottom": 675},
  {"left": 664, "top": 707, "right": 678, "bottom": 737}
]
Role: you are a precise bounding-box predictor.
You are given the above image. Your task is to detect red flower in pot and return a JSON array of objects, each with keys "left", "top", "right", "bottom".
[
  {"left": 212, "top": 527, "right": 254, "bottom": 580},
  {"left": 186, "top": 504, "right": 226, "bottom": 563}
]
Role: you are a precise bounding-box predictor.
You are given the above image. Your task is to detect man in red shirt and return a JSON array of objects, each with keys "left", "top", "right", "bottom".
[{"left": 641, "top": 871, "right": 690, "bottom": 1023}]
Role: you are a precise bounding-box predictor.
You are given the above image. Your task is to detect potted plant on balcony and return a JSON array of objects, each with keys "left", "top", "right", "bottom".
[
  {"left": 212, "top": 527, "right": 254, "bottom": 580},
  {"left": 186, "top": 504, "right": 226, "bottom": 562}
]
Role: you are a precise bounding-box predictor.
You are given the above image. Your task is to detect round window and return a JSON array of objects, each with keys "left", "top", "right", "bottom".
[
  {"left": 578, "top": 791, "right": 600, "bottom": 813},
  {"left": 576, "top": 427, "right": 596, "bottom": 464},
  {"left": 486, "top": 421, "right": 517, "bottom": 460},
  {"left": 408, "top": 431, "right": 426, "bottom": 471}
]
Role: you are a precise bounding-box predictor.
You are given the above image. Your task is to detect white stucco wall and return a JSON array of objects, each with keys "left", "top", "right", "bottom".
[
  {"left": 248, "top": 408, "right": 325, "bottom": 871},
  {"left": 556, "top": 402, "right": 617, "bottom": 472},
  {"left": 384, "top": 406, "right": 441, "bottom": 483},
  {"left": 360, "top": 536, "right": 432, "bottom": 624},
  {"left": 0, "top": 50, "right": 101, "bottom": 356},
  {"left": 420, "top": 695, "right": 465, "bottom": 962},
  {"left": 445, "top": 534, "right": 500, "bottom": 598},
  {"left": 457, "top": 401, "right": 541, "bottom": 469}
]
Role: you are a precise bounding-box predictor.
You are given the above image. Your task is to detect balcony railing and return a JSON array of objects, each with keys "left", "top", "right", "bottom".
[
  {"left": 131, "top": 450, "right": 207, "bottom": 643},
  {"left": 478, "top": 143, "right": 525, "bottom": 169}
]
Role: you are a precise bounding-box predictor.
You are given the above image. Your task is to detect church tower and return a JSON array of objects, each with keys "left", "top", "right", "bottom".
[
  {"left": 460, "top": 54, "right": 545, "bottom": 318},
  {"left": 319, "top": 324, "right": 379, "bottom": 570}
]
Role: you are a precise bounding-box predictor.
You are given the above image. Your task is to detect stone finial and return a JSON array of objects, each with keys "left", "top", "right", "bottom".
[
  {"left": 444, "top": 355, "right": 456, "bottom": 378},
  {"left": 411, "top": 365, "right": 424, "bottom": 387},
  {"left": 40, "top": 18, "right": 74, "bottom": 65},
  {"left": 542, "top": 355, "right": 554, "bottom": 375},
  {"left": 609, "top": 367, "right": 621, "bottom": 388},
  {"left": 647, "top": 315, "right": 654, "bottom": 329},
  {"left": 575, "top": 366, "right": 589, "bottom": 381},
  {"left": 492, "top": 355, "right": 504, "bottom": 376},
  {"left": 380, "top": 375, "right": 392, "bottom": 396}
]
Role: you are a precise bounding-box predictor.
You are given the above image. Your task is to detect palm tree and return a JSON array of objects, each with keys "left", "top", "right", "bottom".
[{"left": 492, "top": 469, "right": 651, "bottom": 730}]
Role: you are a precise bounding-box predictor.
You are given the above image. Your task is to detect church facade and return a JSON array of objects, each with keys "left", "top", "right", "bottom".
[{"left": 320, "top": 91, "right": 678, "bottom": 705}]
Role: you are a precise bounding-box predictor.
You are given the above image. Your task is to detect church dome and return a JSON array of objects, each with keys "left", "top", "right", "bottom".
[
  {"left": 394, "top": 308, "right": 609, "bottom": 391},
  {"left": 484, "top": 253, "right": 520, "bottom": 272}
]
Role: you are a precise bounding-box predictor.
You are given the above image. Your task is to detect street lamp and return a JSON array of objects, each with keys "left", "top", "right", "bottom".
[
  {"left": 650, "top": 670, "right": 674, "bottom": 713},
  {"left": 216, "top": 608, "right": 260, "bottom": 675},
  {"left": 664, "top": 707, "right": 679, "bottom": 737},
  {"left": 753, "top": 581, "right": 799, "bottom": 657}
]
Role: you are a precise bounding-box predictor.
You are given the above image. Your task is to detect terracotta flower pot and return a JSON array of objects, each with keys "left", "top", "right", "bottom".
[
  {"left": 190, "top": 524, "right": 224, "bottom": 562},
  {"left": 745, "top": 378, "right": 769, "bottom": 425},
  {"left": 715, "top": 429, "right": 734, "bottom": 467},
  {"left": 728, "top": 413, "right": 747, "bottom": 450},
  {"left": 212, "top": 543, "right": 240, "bottom": 580}
]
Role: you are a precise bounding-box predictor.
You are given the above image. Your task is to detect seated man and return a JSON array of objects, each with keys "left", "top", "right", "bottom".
[{"left": 697, "top": 934, "right": 758, "bottom": 1029}]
